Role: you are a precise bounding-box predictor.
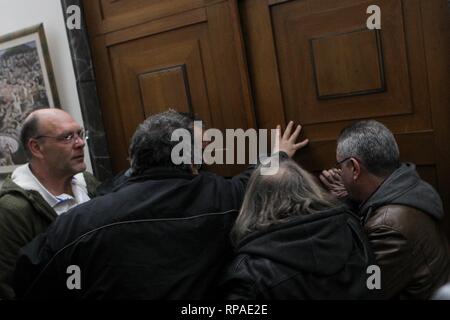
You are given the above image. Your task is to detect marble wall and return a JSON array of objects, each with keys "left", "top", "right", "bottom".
[{"left": 61, "top": 0, "right": 113, "bottom": 181}]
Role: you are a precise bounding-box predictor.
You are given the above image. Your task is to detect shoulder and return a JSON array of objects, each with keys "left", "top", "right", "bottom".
[
  {"left": 0, "top": 186, "right": 34, "bottom": 216},
  {"left": 0, "top": 182, "right": 54, "bottom": 227},
  {"left": 0, "top": 189, "right": 42, "bottom": 238},
  {"left": 80, "top": 171, "right": 101, "bottom": 197},
  {"left": 366, "top": 204, "right": 439, "bottom": 239}
]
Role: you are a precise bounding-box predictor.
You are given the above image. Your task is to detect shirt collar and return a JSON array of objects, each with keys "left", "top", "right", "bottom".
[{"left": 12, "top": 164, "right": 79, "bottom": 208}]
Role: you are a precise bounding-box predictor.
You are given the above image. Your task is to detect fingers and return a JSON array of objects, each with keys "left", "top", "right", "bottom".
[
  {"left": 320, "top": 171, "right": 335, "bottom": 189},
  {"left": 319, "top": 174, "right": 331, "bottom": 188},
  {"left": 284, "top": 122, "right": 306, "bottom": 145},
  {"left": 320, "top": 168, "right": 343, "bottom": 187},
  {"left": 282, "top": 121, "right": 294, "bottom": 140},
  {"left": 274, "top": 125, "right": 281, "bottom": 144},
  {"left": 321, "top": 169, "right": 333, "bottom": 181},
  {"left": 330, "top": 169, "right": 342, "bottom": 182},
  {"left": 275, "top": 121, "right": 307, "bottom": 158},
  {"left": 324, "top": 169, "right": 340, "bottom": 180},
  {"left": 289, "top": 124, "right": 302, "bottom": 142},
  {"left": 275, "top": 125, "right": 281, "bottom": 139},
  {"left": 294, "top": 138, "right": 309, "bottom": 150},
  {"left": 321, "top": 167, "right": 348, "bottom": 198},
  {"left": 335, "top": 191, "right": 348, "bottom": 199}
]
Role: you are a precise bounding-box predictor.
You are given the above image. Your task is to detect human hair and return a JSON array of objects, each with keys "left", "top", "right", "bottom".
[
  {"left": 336, "top": 120, "right": 400, "bottom": 177},
  {"left": 177, "top": 111, "right": 203, "bottom": 123},
  {"left": 129, "top": 110, "right": 195, "bottom": 175},
  {"left": 20, "top": 113, "right": 41, "bottom": 159},
  {"left": 231, "top": 159, "right": 340, "bottom": 244}
]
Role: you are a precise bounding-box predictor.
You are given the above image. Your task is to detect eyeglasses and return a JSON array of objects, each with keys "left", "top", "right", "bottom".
[
  {"left": 34, "top": 128, "right": 87, "bottom": 144},
  {"left": 335, "top": 156, "right": 364, "bottom": 169},
  {"left": 335, "top": 156, "right": 353, "bottom": 169}
]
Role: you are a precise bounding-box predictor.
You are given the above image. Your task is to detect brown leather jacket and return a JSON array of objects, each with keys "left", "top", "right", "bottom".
[
  {"left": 360, "top": 163, "right": 450, "bottom": 299},
  {"left": 365, "top": 204, "right": 450, "bottom": 299}
]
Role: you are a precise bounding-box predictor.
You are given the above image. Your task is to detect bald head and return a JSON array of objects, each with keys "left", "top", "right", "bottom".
[
  {"left": 29, "top": 108, "right": 75, "bottom": 123},
  {"left": 20, "top": 108, "right": 77, "bottom": 159}
]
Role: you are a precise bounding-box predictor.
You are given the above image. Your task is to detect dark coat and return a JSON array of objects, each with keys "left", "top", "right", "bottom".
[
  {"left": 221, "top": 206, "right": 377, "bottom": 300},
  {"left": 13, "top": 166, "right": 254, "bottom": 299}
]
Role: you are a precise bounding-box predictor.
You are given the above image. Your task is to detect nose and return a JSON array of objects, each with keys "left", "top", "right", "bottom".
[{"left": 73, "top": 135, "right": 86, "bottom": 148}]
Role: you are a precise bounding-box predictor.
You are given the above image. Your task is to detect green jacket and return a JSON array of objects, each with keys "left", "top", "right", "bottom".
[{"left": 0, "top": 172, "right": 99, "bottom": 299}]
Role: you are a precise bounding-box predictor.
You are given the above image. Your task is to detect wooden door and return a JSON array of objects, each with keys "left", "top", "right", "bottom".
[
  {"left": 84, "top": 0, "right": 450, "bottom": 236},
  {"left": 240, "top": 0, "right": 450, "bottom": 235},
  {"left": 83, "top": 0, "right": 255, "bottom": 176}
]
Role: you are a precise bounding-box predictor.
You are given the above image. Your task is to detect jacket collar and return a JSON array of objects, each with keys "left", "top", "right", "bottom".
[
  {"left": 359, "top": 162, "right": 444, "bottom": 221},
  {"left": 116, "top": 167, "right": 196, "bottom": 190},
  {"left": 0, "top": 176, "right": 57, "bottom": 223}
]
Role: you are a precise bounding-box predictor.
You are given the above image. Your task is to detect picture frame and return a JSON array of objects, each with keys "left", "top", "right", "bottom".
[{"left": 0, "top": 23, "right": 60, "bottom": 174}]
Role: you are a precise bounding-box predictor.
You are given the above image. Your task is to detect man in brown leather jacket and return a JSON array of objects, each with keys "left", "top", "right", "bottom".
[{"left": 321, "top": 120, "right": 450, "bottom": 299}]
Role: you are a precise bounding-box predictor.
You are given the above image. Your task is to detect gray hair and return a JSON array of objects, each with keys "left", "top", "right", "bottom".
[
  {"left": 232, "top": 159, "right": 339, "bottom": 244},
  {"left": 129, "top": 110, "right": 194, "bottom": 175},
  {"left": 337, "top": 120, "right": 400, "bottom": 176}
]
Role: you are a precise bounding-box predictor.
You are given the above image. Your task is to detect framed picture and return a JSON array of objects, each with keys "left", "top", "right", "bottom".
[{"left": 0, "top": 23, "right": 59, "bottom": 174}]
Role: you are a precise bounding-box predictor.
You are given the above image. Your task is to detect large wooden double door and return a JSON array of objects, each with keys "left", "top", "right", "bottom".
[{"left": 84, "top": 0, "right": 450, "bottom": 235}]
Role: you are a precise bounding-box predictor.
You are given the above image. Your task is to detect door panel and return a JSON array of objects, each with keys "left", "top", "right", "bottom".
[
  {"left": 272, "top": 0, "right": 415, "bottom": 125},
  {"left": 85, "top": 0, "right": 255, "bottom": 176},
  {"left": 84, "top": 0, "right": 209, "bottom": 36},
  {"left": 85, "top": 0, "right": 450, "bottom": 237},
  {"left": 138, "top": 65, "right": 192, "bottom": 117},
  {"left": 240, "top": 0, "right": 450, "bottom": 235},
  {"left": 109, "top": 23, "right": 214, "bottom": 141}
]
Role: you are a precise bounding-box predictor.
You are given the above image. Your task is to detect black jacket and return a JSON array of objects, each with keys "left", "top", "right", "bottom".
[
  {"left": 221, "top": 206, "right": 377, "bottom": 299},
  {"left": 13, "top": 165, "right": 254, "bottom": 299}
]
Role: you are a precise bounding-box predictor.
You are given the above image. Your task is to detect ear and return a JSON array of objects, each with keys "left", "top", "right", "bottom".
[
  {"left": 350, "top": 157, "right": 361, "bottom": 181},
  {"left": 28, "top": 139, "right": 44, "bottom": 159}
]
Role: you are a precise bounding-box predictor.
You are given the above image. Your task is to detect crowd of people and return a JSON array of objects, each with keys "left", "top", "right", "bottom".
[{"left": 0, "top": 108, "right": 448, "bottom": 300}]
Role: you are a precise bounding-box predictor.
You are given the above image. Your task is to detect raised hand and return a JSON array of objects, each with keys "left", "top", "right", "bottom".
[{"left": 273, "top": 121, "right": 309, "bottom": 158}]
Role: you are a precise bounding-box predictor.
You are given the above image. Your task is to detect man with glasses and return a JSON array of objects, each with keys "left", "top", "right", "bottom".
[
  {"left": 0, "top": 108, "right": 99, "bottom": 299},
  {"left": 320, "top": 120, "right": 450, "bottom": 299}
]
